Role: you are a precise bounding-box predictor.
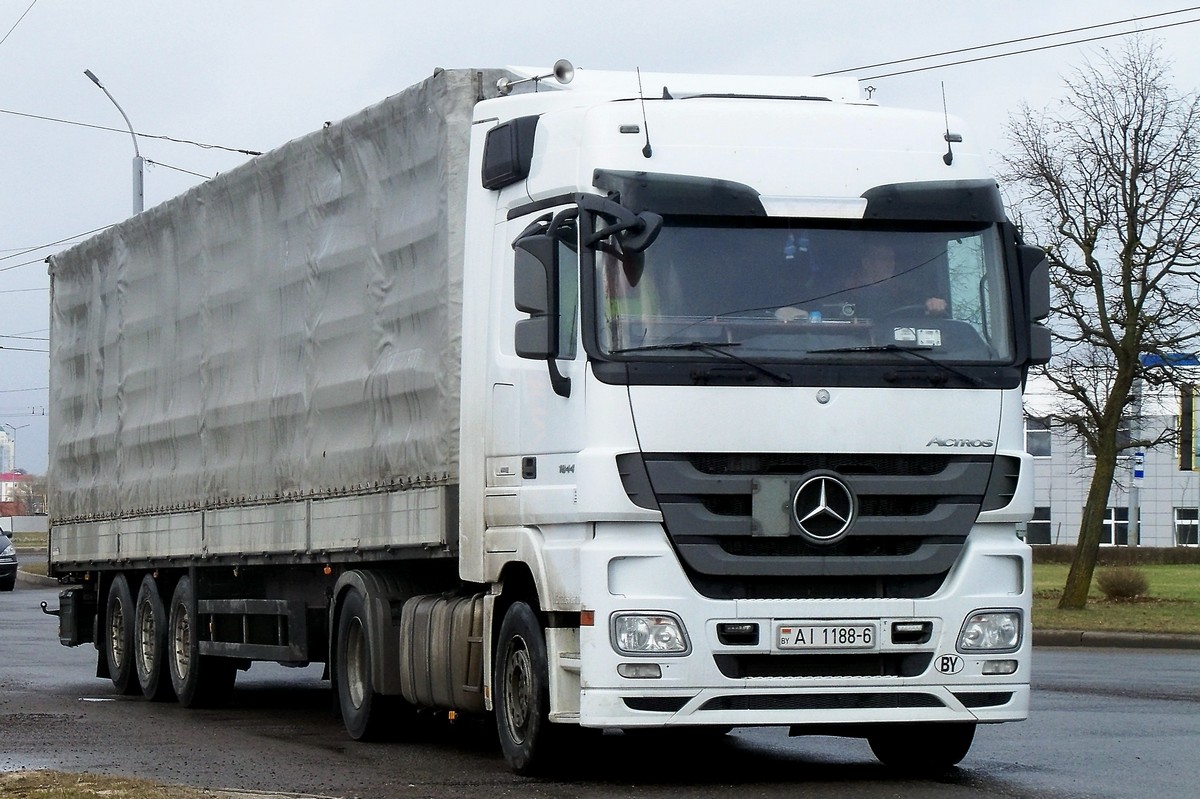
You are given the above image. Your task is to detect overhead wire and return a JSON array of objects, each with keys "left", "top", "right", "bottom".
[
  {"left": 0, "top": 225, "right": 114, "bottom": 274},
  {"left": 0, "top": 107, "right": 262, "bottom": 155},
  {"left": 835, "top": 17, "right": 1200, "bottom": 82},
  {"left": 146, "top": 159, "right": 212, "bottom": 180},
  {"left": 817, "top": 6, "right": 1200, "bottom": 77},
  {"left": 0, "top": 0, "right": 38, "bottom": 49},
  {"left": 864, "top": 18, "right": 1200, "bottom": 80}
]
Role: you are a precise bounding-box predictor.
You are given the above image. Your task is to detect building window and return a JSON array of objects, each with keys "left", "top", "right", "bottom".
[
  {"left": 1175, "top": 508, "right": 1199, "bottom": 546},
  {"left": 1025, "top": 506, "right": 1052, "bottom": 544},
  {"left": 1025, "top": 416, "right": 1052, "bottom": 458},
  {"left": 1099, "top": 506, "right": 1130, "bottom": 546}
]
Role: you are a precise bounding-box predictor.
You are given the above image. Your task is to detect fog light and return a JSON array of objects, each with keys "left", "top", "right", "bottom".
[
  {"left": 612, "top": 612, "right": 690, "bottom": 655},
  {"left": 617, "top": 663, "right": 663, "bottom": 679},
  {"left": 982, "top": 659, "right": 1018, "bottom": 675},
  {"left": 958, "top": 610, "right": 1021, "bottom": 653}
]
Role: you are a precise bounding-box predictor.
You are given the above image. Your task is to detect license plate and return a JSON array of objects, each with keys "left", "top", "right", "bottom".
[{"left": 776, "top": 622, "right": 879, "bottom": 651}]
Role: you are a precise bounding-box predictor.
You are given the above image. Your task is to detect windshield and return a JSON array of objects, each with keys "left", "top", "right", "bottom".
[{"left": 595, "top": 220, "right": 1013, "bottom": 364}]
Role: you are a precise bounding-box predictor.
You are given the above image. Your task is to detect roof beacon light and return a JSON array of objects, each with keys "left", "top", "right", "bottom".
[{"left": 497, "top": 59, "right": 575, "bottom": 96}]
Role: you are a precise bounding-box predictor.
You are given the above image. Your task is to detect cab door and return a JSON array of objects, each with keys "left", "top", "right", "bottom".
[{"left": 484, "top": 206, "right": 587, "bottom": 532}]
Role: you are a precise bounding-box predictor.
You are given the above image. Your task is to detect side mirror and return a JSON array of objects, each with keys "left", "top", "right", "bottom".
[
  {"left": 1018, "top": 244, "right": 1050, "bottom": 321},
  {"left": 1029, "top": 323, "right": 1052, "bottom": 365},
  {"left": 512, "top": 229, "right": 571, "bottom": 397},
  {"left": 514, "top": 237, "right": 554, "bottom": 318},
  {"left": 1016, "top": 243, "right": 1052, "bottom": 366}
]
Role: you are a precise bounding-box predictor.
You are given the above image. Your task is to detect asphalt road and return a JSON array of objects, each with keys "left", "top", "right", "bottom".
[{"left": 3, "top": 584, "right": 1199, "bottom": 799}]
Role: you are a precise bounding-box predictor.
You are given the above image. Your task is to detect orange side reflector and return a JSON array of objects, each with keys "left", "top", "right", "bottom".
[{"left": 580, "top": 609, "right": 595, "bottom": 627}]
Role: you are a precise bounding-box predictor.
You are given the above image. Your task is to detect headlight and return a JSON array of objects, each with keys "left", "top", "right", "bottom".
[
  {"left": 611, "top": 612, "right": 690, "bottom": 655},
  {"left": 958, "top": 610, "right": 1021, "bottom": 652},
  {"left": 0, "top": 543, "right": 15, "bottom": 557}
]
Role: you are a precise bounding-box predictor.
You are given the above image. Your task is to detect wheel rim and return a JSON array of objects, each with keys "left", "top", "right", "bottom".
[
  {"left": 172, "top": 602, "right": 192, "bottom": 681},
  {"left": 501, "top": 634, "right": 533, "bottom": 744},
  {"left": 135, "top": 596, "right": 155, "bottom": 676},
  {"left": 109, "top": 602, "right": 127, "bottom": 670},
  {"left": 345, "top": 618, "right": 368, "bottom": 709}
]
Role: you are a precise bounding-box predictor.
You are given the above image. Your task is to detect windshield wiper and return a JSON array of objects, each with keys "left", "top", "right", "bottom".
[
  {"left": 613, "top": 341, "right": 792, "bottom": 385},
  {"left": 807, "top": 344, "right": 983, "bottom": 387}
]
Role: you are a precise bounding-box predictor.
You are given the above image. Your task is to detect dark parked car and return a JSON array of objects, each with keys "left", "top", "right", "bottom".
[{"left": 0, "top": 530, "right": 16, "bottom": 591}]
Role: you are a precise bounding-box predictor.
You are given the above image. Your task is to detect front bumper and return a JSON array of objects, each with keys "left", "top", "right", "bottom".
[{"left": 564, "top": 522, "right": 1031, "bottom": 730}]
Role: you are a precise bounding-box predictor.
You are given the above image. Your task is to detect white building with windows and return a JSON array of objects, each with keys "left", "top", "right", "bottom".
[{"left": 1024, "top": 375, "right": 1200, "bottom": 548}]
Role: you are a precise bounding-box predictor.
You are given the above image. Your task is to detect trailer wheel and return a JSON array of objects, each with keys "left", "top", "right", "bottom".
[
  {"left": 104, "top": 574, "right": 140, "bottom": 695},
  {"left": 168, "top": 575, "right": 236, "bottom": 707},
  {"left": 494, "top": 601, "right": 554, "bottom": 775},
  {"left": 868, "top": 722, "right": 976, "bottom": 774},
  {"left": 133, "top": 574, "right": 175, "bottom": 701}
]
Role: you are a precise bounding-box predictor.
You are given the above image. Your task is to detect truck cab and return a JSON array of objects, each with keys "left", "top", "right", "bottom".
[{"left": 461, "top": 67, "right": 1049, "bottom": 773}]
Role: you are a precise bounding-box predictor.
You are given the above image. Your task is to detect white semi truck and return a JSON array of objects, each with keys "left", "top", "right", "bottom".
[{"left": 45, "top": 63, "right": 1049, "bottom": 774}]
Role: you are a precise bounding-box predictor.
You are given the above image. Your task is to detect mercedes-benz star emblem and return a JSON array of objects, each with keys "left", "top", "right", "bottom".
[{"left": 792, "top": 473, "right": 856, "bottom": 544}]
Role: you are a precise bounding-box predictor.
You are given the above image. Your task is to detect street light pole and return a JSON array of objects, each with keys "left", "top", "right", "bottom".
[{"left": 84, "top": 69, "right": 144, "bottom": 215}]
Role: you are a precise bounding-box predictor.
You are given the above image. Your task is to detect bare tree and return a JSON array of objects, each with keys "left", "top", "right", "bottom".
[
  {"left": 1003, "top": 38, "right": 1200, "bottom": 609},
  {"left": 15, "top": 473, "right": 47, "bottom": 515}
]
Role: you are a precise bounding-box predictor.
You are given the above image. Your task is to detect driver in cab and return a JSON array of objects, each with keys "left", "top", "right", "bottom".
[
  {"left": 849, "top": 241, "right": 946, "bottom": 318},
  {"left": 775, "top": 240, "right": 946, "bottom": 322}
]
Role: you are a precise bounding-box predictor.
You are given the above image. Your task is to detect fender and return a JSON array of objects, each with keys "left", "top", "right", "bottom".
[{"left": 329, "top": 570, "right": 411, "bottom": 698}]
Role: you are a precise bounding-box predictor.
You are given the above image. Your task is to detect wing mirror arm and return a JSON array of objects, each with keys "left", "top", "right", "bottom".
[{"left": 577, "top": 194, "right": 662, "bottom": 253}]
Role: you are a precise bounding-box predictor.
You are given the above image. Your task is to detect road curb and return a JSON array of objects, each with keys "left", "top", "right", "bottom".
[
  {"left": 15, "top": 569, "right": 59, "bottom": 588},
  {"left": 1034, "top": 629, "right": 1200, "bottom": 650}
]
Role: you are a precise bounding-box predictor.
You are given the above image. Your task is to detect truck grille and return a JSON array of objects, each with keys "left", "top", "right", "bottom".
[{"left": 619, "top": 452, "right": 1015, "bottom": 600}]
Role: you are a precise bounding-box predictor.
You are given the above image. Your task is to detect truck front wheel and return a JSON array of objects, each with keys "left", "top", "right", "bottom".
[
  {"left": 104, "top": 574, "right": 139, "bottom": 695},
  {"left": 494, "top": 601, "right": 554, "bottom": 775},
  {"left": 868, "top": 722, "right": 976, "bottom": 773}
]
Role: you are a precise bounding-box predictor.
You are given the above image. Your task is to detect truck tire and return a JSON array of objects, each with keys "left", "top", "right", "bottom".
[
  {"left": 868, "top": 722, "right": 976, "bottom": 773},
  {"left": 335, "top": 587, "right": 391, "bottom": 741},
  {"left": 168, "top": 575, "right": 236, "bottom": 707},
  {"left": 494, "top": 601, "right": 554, "bottom": 775},
  {"left": 104, "top": 574, "right": 140, "bottom": 695},
  {"left": 134, "top": 574, "right": 175, "bottom": 701}
]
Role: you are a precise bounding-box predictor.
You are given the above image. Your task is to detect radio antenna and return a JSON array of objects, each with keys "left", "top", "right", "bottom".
[
  {"left": 637, "top": 67, "right": 653, "bottom": 158},
  {"left": 941, "top": 82, "right": 961, "bottom": 166}
]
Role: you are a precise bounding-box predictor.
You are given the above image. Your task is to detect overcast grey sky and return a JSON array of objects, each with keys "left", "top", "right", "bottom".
[{"left": 2, "top": 1, "right": 1198, "bottom": 475}]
